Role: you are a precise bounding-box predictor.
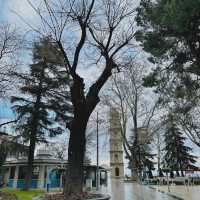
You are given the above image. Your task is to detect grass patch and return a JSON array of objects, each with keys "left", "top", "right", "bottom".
[{"left": 0, "top": 188, "right": 45, "bottom": 200}]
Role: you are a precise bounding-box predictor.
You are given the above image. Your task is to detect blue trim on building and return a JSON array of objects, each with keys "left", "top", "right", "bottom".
[
  {"left": 9, "top": 179, "right": 38, "bottom": 189},
  {"left": 50, "top": 179, "right": 60, "bottom": 188},
  {"left": 8, "top": 179, "right": 14, "bottom": 187},
  {"left": 7, "top": 178, "right": 60, "bottom": 189}
]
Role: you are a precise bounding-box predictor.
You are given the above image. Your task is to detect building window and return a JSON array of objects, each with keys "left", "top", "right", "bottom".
[
  {"left": 32, "top": 166, "right": 39, "bottom": 179},
  {"left": 115, "top": 167, "right": 119, "bottom": 177}
]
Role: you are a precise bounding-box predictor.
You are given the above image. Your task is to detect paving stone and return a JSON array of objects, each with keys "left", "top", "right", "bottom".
[{"left": 100, "top": 179, "right": 177, "bottom": 200}]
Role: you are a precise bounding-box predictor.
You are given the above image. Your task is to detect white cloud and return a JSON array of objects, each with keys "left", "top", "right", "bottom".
[{"left": 3, "top": 0, "right": 41, "bottom": 31}]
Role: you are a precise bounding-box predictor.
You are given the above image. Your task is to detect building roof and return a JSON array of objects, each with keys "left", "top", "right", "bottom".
[
  {"left": 4, "top": 159, "right": 107, "bottom": 171},
  {"left": 4, "top": 158, "right": 67, "bottom": 166},
  {"left": 0, "top": 131, "right": 9, "bottom": 136},
  {"left": 0, "top": 131, "right": 10, "bottom": 141},
  {"left": 4, "top": 148, "right": 107, "bottom": 171}
]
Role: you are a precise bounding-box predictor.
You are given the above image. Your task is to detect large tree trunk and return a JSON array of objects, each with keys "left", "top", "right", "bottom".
[
  {"left": 23, "top": 136, "right": 36, "bottom": 190},
  {"left": 65, "top": 117, "right": 88, "bottom": 195},
  {"left": 131, "top": 160, "right": 139, "bottom": 181},
  {"left": 64, "top": 64, "right": 113, "bottom": 196},
  {"left": 64, "top": 75, "right": 90, "bottom": 195}
]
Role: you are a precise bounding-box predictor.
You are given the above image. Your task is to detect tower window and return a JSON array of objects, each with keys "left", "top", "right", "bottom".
[{"left": 115, "top": 167, "right": 120, "bottom": 176}]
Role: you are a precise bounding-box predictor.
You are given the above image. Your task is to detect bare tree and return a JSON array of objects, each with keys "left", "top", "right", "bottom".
[
  {"left": 0, "top": 23, "right": 22, "bottom": 129},
  {"left": 20, "top": 0, "right": 136, "bottom": 194},
  {"left": 103, "top": 59, "right": 159, "bottom": 179},
  {"left": 0, "top": 23, "right": 21, "bottom": 98},
  {"left": 177, "top": 108, "right": 200, "bottom": 148},
  {"left": 51, "top": 140, "right": 69, "bottom": 160}
]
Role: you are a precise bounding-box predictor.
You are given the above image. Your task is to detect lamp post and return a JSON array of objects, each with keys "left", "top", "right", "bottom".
[
  {"left": 162, "top": 163, "right": 171, "bottom": 192},
  {"left": 96, "top": 112, "right": 99, "bottom": 191}
]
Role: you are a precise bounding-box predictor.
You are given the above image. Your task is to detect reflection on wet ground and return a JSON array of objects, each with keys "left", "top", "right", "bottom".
[
  {"left": 100, "top": 179, "right": 176, "bottom": 200},
  {"left": 154, "top": 185, "right": 200, "bottom": 200}
]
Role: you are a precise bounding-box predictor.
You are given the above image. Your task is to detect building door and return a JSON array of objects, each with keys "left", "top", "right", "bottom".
[{"left": 115, "top": 167, "right": 119, "bottom": 177}]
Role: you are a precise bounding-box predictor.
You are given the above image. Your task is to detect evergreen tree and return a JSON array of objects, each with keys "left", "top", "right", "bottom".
[
  {"left": 140, "top": 144, "right": 155, "bottom": 178},
  {"left": 0, "top": 141, "right": 8, "bottom": 173},
  {"left": 129, "top": 129, "right": 155, "bottom": 179},
  {"left": 136, "top": 0, "right": 200, "bottom": 106},
  {"left": 0, "top": 141, "right": 9, "bottom": 186},
  {"left": 163, "top": 114, "right": 196, "bottom": 177},
  {"left": 136, "top": 0, "right": 200, "bottom": 148},
  {"left": 136, "top": 0, "right": 200, "bottom": 71},
  {"left": 11, "top": 37, "right": 72, "bottom": 190},
  {"left": 138, "top": 143, "right": 155, "bottom": 179},
  {"left": 136, "top": 0, "right": 200, "bottom": 99}
]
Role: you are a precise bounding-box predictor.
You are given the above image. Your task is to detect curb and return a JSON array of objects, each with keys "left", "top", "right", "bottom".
[
  {"left": 32, "top": 194, "right": 110, "bottom": 200},
  {"left": 88, "top": 195, "right": 111, "bottom": 200},
  {"left": 148, "top": 186, "right": 184, "bottom": 200},
  {"left": 32, "top": 196, "right": 44, "bottom": 200}
]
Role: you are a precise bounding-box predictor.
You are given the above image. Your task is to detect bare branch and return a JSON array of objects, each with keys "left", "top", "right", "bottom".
[{"left": 0, "top": 120, "right": 17, "bottom": 128}]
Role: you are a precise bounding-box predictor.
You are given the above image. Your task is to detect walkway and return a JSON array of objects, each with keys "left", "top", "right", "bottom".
[
  {"left": 100, "top": 179, "right": 176, "bottom": 200},
  {"left": 153, "top": 185, "right": 200, "bottom": 200}
]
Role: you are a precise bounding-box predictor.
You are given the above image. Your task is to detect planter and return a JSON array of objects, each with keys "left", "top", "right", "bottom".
[{"left": 88, "top": 194, "right": 110, "bottom": 200}]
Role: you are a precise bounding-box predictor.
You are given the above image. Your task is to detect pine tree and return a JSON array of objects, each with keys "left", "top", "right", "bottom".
[
  {"left": 163, "top": 114, "right": 196, "bottom": 177},
  {"left": 136, "top": 0, "right": 200, "bottom": 126},
  {"left": 129, "top": 129, "right": 155, "bottom": 179},
  {"left": 136, "top": 0, "right": 200, "bottom": 71},
  {"left": 0, "top": 141, "right": 8, "bottom": 173},
  {"left": 140, "top": 144, "right": 155, "bottom": 178},
  {"left": 11, "top": 37, "right": 72, "bottom": 190}
]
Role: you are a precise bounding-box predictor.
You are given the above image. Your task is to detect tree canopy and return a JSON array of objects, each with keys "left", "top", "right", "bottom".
[
  {"left": 136, "top": 0, "right": 200, "bottom": 147},
  {"left": 136, "top": 0, "right": 200, "bottom": 69},
  {"left": 136, "top": 0, "right": 200, "bottom": 100}
]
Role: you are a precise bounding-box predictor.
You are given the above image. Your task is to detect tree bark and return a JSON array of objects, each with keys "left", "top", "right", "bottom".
[
  {"left": 64, "top": 76, "right": 89, "bottom": 195},
  {"left": 23, "top": 135, "right": 36, "bottom": 190},
  {"left": 64, "top": 64, "right": 113, "bottom": 195},
  {"left": 65, "top": 117, "right": 88, "bottom": 195},
  {"left": 23, "top": 112, "right": 39, "bottom": 190}
]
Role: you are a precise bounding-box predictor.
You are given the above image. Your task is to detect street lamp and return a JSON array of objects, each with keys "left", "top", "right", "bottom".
[
  {"left": 96, "top": 112, "right": 101, "bottom": 191},
  {"left": 162, "top": 163, "right": 171, "bottom": 192}
]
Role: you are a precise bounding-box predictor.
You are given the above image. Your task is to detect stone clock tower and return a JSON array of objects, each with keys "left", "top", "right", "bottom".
[{"left": 109, "top": 107, "right": 124, "bottom": 179}]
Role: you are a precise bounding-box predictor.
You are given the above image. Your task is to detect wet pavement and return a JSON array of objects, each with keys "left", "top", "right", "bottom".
[
  {"left": 100, "top": 179, "right": 176, "bottom": 200},
  {"left": 153, "top": 185, "right": 200, "bottom": 200}
]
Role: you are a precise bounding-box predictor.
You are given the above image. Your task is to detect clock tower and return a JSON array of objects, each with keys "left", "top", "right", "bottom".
[{"left": 109, "top": 107, "right": 124, "bottom": 179}]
